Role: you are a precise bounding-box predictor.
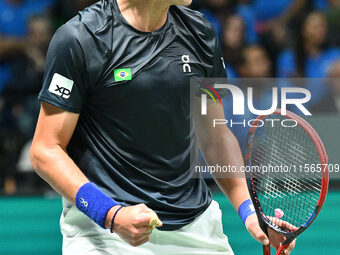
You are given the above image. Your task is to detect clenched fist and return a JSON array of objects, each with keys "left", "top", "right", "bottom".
[{"left": 105, "top": 204, "right": 162, "bottom": 247}]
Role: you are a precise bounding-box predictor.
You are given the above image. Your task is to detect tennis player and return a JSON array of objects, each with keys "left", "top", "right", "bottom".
[{"left": 30, "top": 0, "right": 295, "bottom": 254}]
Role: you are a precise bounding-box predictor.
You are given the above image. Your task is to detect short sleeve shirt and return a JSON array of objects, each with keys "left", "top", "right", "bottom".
[{"left": 39, "top": 0, "right": 227, "bottom": 230}]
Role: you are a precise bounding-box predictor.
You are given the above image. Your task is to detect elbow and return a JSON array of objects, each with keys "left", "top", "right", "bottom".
[
  {"left": 200, "top": 136, "right": 227, "bottom": 158},
  {"left": 30, "top": 141, "right": 63, "bottom": 174},
  {"left": 30, "top": 143, "right": 42, "bottom": 172},
  {"left": 30, "top": 142, "right": 53, "bottom": 174}
]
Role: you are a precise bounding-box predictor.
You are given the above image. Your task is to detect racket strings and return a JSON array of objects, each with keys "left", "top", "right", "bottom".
[
  {"left": 253, "top": 176, "right": 317, "bottom": 229},
  {"left": 249, "top": 114, "right": 322, "bottom": 233}
]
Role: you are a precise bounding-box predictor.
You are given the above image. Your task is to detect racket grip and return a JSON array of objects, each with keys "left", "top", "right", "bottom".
[
  {"left": 275, "top": 244, "right": 290, "bottom": 255},
  {"left": 263, "top": 244, "right": 271, "bottom": 255}
]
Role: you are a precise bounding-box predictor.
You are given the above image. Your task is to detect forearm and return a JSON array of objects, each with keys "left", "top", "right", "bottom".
[
  {"left": 201, "top": 132, "right": 278, "bottom": 247},
  {"left": 215, "top": 178, "right": 250, "bottom": 212},
  {"left": 30, "top": 143, "right": 89, "bottom": 203},
  {"left": 202, "top": 132, "right": 250, "bottom": 211}
]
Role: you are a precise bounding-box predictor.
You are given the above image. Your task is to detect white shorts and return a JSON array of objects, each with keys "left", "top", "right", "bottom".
[{"left": 60, "top": 199, "right": 234, "bottom": 255}]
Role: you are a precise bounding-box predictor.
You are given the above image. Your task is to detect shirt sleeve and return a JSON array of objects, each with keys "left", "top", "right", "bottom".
[
  {"left": 209, "top": 36, "right": 228, "bottom": 79},
  {"left": 203, "top": 18, "right": 227, "bottom": 79},
  {"left": 38, "top": 23, "right": 88, "bottom": 113},
  {"left": 201, "top": 19, "right": 228, "bottom": 98}
]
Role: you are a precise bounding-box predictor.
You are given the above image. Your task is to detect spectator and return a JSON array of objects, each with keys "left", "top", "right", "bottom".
[
  {"left": 277, "top": 11, "right": 340, "bottom": 109},
  {"left": 235, "top": 0, "right": 308, "bottom": 77},
  {"left": 0, "top": 15, "right": 53, "bottom": 195},
  {"left": 0, "top": 0, "right": 55, "bottom": 92},
  {"left": 222, "top": 14, "right": 247, "bottom": 78},
  {"left": 200, "top": 0, "right": 235, "bottom": 40},
  {"left": 252, "top": 0, "right": 306, "bottom": 27},
  {"left": 277, "top": 11, "right": 340, "bottom": 78},
  {"left": 1, "top": 14, "right": 53, "bottom": 140},
  {"left": 223, "top": 45, "right": 274, "bottom": 152},
  {"left": 312, "top": 60, "right": 340, "bottom": 113},
  {"left": 237, "top": 45, "right": 272, "bottom": 78},
  {"left": 0, "top": 0, "right": 53, "bottom": 37},
  {"left": 236, "top": 0, "right": 258, "bottom": 44},
  {"left": 237, "top": 0, "right": 307, "bottom": 54}
]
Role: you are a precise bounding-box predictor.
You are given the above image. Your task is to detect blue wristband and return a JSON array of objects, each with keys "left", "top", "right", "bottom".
[
  {"left": 75, "top": 182, "right": 120, "bottom": 229},
  {"left": 238, "top": 199, "right": 256, "bottom": 224}
]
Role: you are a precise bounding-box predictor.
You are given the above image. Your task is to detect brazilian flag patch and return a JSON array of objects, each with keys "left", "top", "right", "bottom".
[{"left": 114, "top": 68, "right": 132, "bottom": 82}]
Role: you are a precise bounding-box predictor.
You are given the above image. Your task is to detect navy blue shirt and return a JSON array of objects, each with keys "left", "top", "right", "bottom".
[{"left": 39, "top": 0, "right": 226, "bottom": 230}]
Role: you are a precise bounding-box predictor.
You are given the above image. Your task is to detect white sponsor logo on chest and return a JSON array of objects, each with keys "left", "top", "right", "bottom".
[{"left": 181, "top": 55, "right": 192, "bottom": 73}]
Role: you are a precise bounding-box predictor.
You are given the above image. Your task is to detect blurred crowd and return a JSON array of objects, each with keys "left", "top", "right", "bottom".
[
  {"left": 0, "top": 0, "right": 99, "bottom": 195},
  {"left": 0, "top": 0, "right": 340, "bottom": 195}
]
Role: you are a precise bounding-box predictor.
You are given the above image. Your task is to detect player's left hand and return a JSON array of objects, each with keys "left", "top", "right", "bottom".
[{"left": 245, "top": 214, "right": 296, "bottom": 255}]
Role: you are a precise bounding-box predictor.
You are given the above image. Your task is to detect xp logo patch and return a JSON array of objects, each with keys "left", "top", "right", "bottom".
[
  {"left": 49, "top": 73, "right": 74, "bottom": 99},
  {"left": 114, "top": 68, "right": 132, "bottom": 82}
]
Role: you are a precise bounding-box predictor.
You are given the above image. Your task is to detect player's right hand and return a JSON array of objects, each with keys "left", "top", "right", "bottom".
[
  {"left": 245, "top": 214, "right": 297, "bottom": 255},
  {"left": 107, "top": 204, "right": 159, "bottom": 247}
]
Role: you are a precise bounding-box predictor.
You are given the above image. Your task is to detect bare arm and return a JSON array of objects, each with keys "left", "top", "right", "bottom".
[
  {"left": 30, "top": 102, "right": 88, "bottom": 201},
  {"left": 30, "top": 102, "right": 117, "bottom": 228},
  {"left": 194, "top": 99, "right": 295, "bottom": 253},
  {"left": 194, "top": 99, "right": 249, "bottom": 211},
  {"left": 30, "top": 102, "right": 155, "bottom": 246}
]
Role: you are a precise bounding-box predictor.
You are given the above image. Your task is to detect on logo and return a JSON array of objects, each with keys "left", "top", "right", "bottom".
[
  {"left": 79, "top": 197, "right": 88, "bottom": 208},
  {"left": 182, "top": 55, "right": 192, "bottom": 73},
  {"left": 49, "top": 73, "right": 74, "bottom": 99}
]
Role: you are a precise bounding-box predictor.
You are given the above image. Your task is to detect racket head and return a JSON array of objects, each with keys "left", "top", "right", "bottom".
[{"left": 245, "top": 109, "right": 329, "bottom": 244}]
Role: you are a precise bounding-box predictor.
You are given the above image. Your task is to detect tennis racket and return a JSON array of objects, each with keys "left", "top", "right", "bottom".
[{"left": 245, "top": 109, "right": 329, "bottom": 255}]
